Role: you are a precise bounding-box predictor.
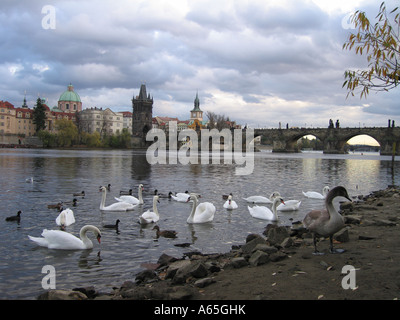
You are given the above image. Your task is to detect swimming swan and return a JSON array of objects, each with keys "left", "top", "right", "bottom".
[
  {"left": 186, "top": 194, "right": 215, "bottom": 224},
  {"left": 243, "top": 191, "right": 281, "bottom": 204},
  {"left": 171, "top": 191, "right": 190, "bottom": 202},
  {"left": 115, "top": 184, "right": 144, "bottom": 205},
  {"left": 248, "top": 196, "right": 284, "bottom": 221},
  {"left": 28, "top": 225, "right": 101, "bottom": 250},
  {"left": 139, "top": 195, "right": 160, "bottom": 225},
  {"left": 99, "top": 186, "right": 137, "bottom": 211},
  {"left": 303, "top": 186, "right": 351, "bottom": 254},
  {"left": 223, "top": 195, "right": 238, "bottom": 210},
  {"left": 302, "top": 186, "right": 330, "bottom": 199},
  {"left": 55, "top": 208, "right": 75, "bottom": 229}
]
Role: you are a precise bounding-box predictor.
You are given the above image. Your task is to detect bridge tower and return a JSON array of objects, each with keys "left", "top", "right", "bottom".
[{"left": 132, "top": 83, "right": 153, "bottom": 139}]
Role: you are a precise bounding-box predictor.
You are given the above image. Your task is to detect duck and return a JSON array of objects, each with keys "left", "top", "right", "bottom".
[
  {"left": 302, "top": 186, "right": 330, "bottom": 200},
  {"left": 99, "top": 186, "right": 137, "bottom": 211},
  {"left": 154, "top": 190, "right": 172, "bottom": 199},
  {"left": 186, "top": 194, "right": 215, "bottom": 224},
  {"left": 5, "top": 211, "right": 22, "bottom": 222},
  {"left": 303, "top": 186, "right": 352, "bottom": 255},
  {"left": 248, "top": 197, "right": 284, "bottom": 221},
  {"left": 104, "top": 219, "right": 120, "bottom": 230},
  {"left": 114, "top": 184, "right": 144, "bottom": 205},
  {"left": 243, "top": 191, "right": 281, "bottom": 204},
  {"left": 55, "top": 208, "right": 75, "bottom": 229},
  {"left": 223, "top": 194, "right": 238, "bottom": 210},
  {"left": 73, "top": 191, "right": 85, "bottom": 197},
  {"left": 28, "top": 225, "right": 101, "bottom": 250},
  {"left": 139, "top": 195, "right": 160, "bottom": 225},
  {"left": 120, "top": 189, "right": 133, "bottom": 196},
  {"left": 25, "top": 177, "right": 33, "bottom": 183},
  {"left": 47, "top": 202, "right": 63, "bottom": 210},
  {"left": 152, "top": 225, "right": 177, "bottom": 239}
]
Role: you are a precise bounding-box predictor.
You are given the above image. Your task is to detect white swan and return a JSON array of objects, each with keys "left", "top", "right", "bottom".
[
  {"left": 114, "top": 184, "right": 144, "bottom": 205},
  {"left": 139, "top": 195, "right": 160, "bottom": 225},
  {"left": 302, "top": 186, "right": 330, "bottom": 200},
  {"left": 223, "top": 195, "right": 238, "bottom": 210},
  {"left": 277, "top": 199, "right": 301, "bottom": 211},
  {"left": 28, "top": 225, "right": 101, "bottom": 250},
  {"left": 171, "top": 191, "right": 190, "bottom": 202},
  {"left": 248, "top": 196, "right": 284, "bottom": 221},
  {"left": 187, "top": 194, "right": 216, "bottom": 224},
  {"left": 243, "top": 191, "right": 281, "bottom": 204},
  {"left": 55, "top": 208, "right": 75, "bottom": 228},
  {"left": 99, "top": 186, "right": 137, "bottom": 211},
  {"left": 303, "top": 186, "right": 352, "bottom": 254}
]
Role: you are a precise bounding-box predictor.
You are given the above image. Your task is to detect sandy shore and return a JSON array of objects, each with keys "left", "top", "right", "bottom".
[{"left": 39, "top": 186, "right": 400, "bottom": 300}]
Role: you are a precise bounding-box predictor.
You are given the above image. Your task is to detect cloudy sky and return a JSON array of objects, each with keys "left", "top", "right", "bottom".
[{"left": 1, "top": 0, "right": 399, "bottom": 135}]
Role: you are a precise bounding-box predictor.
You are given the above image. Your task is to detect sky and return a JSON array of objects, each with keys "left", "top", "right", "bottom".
[{"left": 1, "top": 0, "right": 399, "bottom": 145}]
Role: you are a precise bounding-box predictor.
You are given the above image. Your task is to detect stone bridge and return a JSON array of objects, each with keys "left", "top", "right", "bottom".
[{"left": 254, "top": 127, "right": 400, "bottom": 155}]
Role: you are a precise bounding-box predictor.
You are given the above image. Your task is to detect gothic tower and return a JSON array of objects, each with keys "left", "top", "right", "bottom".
[{"left": 132, "top": 84, "right": 153, "bottom": 138}]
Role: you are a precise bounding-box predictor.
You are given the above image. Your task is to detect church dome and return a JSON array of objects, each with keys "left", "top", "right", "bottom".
[{"left": 59, "top": 83, "right": 81, "bottom": 102}]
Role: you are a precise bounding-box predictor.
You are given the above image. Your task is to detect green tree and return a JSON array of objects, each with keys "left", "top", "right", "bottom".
[
  {"left": 343, "top": 2, "right": 400, "bottom": 98},
  {"left": 56, "top": 119, "right": 78, "bottom": 147},
  {"left": 37, "top": 130, "right": 57, "bottom": 148},
  {"left": 33, "top": 98, "right": 47, "bottom": 133}
]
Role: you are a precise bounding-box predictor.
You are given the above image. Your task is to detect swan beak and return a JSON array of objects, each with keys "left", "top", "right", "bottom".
[
  {"left": 97, "top": 235, "right": 101, "bottom": 244},
  {"left": 280, "top": 199, "right": 285, "bottom": 205}
]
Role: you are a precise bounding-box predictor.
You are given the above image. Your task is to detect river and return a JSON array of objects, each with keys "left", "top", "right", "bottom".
[{"left": 0, "top": 148, "right": 399, "bottom": 299}]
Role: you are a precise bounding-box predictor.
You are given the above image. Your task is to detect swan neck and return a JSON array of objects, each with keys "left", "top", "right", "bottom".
[
  {"left": 189, "top": 196, "right": 198, "bottom": 219},
  {"left": 100, "top": 189, "right": 106, "bottom": 209},
  {"left": 80, "top": 226, "right": 96, "bottom": 248},
  {"left": 138, "top": 186, "right": 143, "bottom": 202},
  {"left": 153, "top": 197, "right": 159, "bottom": 216}
]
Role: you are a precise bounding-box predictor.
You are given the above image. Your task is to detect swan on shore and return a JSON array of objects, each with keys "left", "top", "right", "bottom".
[
  {"left": 115, "top": 184, "right": 144, "bottom": 205},
  {"left": 248, "top": 197, "right": 284, "bottom": 221},
  {"left": 303, "top": 186, "right": 352, "bottom": 255},
  {"left": 28, "top": 225, "right": 101, "bottom": 250},
  {"left": 186, "top": 194, "right": 215, "bottom": 224},
  {"left": 99, "top": 186, "right": 137, "bottom": 211},
  {"left": 139, "top": 195, "right": 160, "bottom": 225},
  {"left": 302, "top": 186, "right": 330, "bottom": 200}
]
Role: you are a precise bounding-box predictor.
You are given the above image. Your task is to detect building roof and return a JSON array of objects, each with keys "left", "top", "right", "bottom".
[
  {"left": 59, "top": 83, "right": 81, "bottom": 103},
  {"left": 191, "top": 92, "right": 202, "bottom": 112}
]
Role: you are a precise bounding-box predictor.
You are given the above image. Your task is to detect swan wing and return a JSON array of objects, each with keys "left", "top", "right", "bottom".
[
  {"left": 56, "top": 208, "right": 75, "bottom": 226},
  {"left": 243, "top": 196, "right": 272, "bottom": 204},
  {"left": 193, "top": 202, "right": 215, "bottom": 223},
  {"left": 302, "top": 191, "right": 324, "bottom": 199},
  {"left": 103, "top": 201, "right": 136, "bottom": 211},
  {"left": 139, "top": 210, "right": 159, "bottom": 224},
  {"left": 248, "top": 205, "right": 275, "bottom": 220},
  {"left": 29, "top": 229, "right": 84, "bottom": 249},
  {"left": 277, "top": 200, "right": 301, "bottom": 211},
  {"left": 114, "top": 196, "right": 139, "bottom": 205}
]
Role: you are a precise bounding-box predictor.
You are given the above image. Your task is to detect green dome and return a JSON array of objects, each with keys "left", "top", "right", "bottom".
[{"left": 59, "top": 84, "right": 81, "bottom": 102}]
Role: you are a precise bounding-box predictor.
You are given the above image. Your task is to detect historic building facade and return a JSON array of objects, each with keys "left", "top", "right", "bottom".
[
  {"left": 132, "top": 84, "right": 153, "bottom": 138},
  {"left": 57, "top": 83, "right": 82, "bottom": 113}
]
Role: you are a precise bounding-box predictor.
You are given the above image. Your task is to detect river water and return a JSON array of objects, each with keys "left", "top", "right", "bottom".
[{"left": 0, "top": 148, "right": 399, "bottom": 299}]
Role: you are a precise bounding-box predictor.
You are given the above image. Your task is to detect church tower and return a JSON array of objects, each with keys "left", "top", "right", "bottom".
[
  {"left": 132, "top": 83, "right": 153, "bottom": 138},
  {"left": 190, "top": 92, "right": 203, "bottom": 121}
]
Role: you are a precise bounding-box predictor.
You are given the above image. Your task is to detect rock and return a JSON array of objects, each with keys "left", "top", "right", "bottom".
[
  {"left": 266, "top": 226, "right": 290, "bottom": 246},
  {"left": 280, "top": 237, "right": 295, "bottom": 248},
  {"left": 249, "top": 250, "right": 270, "bottom": 266},
  {"left": 340, "top": 201, "right": 354, "bottom": 211},
  {"left": 229, "top": 257, "right": 249, "bottom": 269},
  {"left": 194, "top": 277, "right": 216, "bottom": 288},
  {"left": 252, "top": 243, "right": 278, "bottom": 254},
  {"left": 73, "top": 286, "right": 97, "bottom": 299},
  {"left": 333, "top": 228, "right": 349, "bottom": 243},
  {"left": 37, "top": 289, "right": 88, "bottom": 300},
  {"left": 269, "top": 252, "right": 287, "bottom": 262},
  {"left": 169, "top": 287, "right": 195, "bottom": 300},
  {"left": 373, "top": 219, "right": 397, "bottom": 226},
  {"left": 241, "top": 236, "right": 267, "bottom": 254},
  {"left": 345, "top": 215, "right": 362, "bottom": 224},
  {"left": 157, "top": 253, "right": 179, "bottom": 266},
  {"left": 246, "top": 233, "right": 263, "bottom": 243},
  {"left": 165, "top": 260, "right": 191, "bottom": 279},
  {"left": 172, "top": 261, "right": 208, "bottom": 284},
  {"left": 135, "top": 269, "right": 158, "bottom": 283}
]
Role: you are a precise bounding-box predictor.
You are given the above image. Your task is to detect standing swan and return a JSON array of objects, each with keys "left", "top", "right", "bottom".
[
  {"left": 28, "top": 225, "right": 101, "bottom": 250},
  {"left": 186, "top": 194, "right": 216, "bottom": 224},
  {"left": 99, "top": 186, "right": 137, "bottom": 211},
  {"left": 248, "top": 197, "right": 284, "bottom": 221},
  {"left": 302, "top": 186, "right": 330, "bottom": 199},
  {"left": 139, "top": 195, "right": 160, "bottom": 225},
  {"left": 303, "top": 186, "right": 352, "bottom": 255},
  {"left": 114, "top": 184, "right": 144, "bottom": 205}
]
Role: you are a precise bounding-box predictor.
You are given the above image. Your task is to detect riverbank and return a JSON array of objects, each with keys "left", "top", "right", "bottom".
[{"left": 38, "top": 186, "right": 400, "bottom": 300}]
